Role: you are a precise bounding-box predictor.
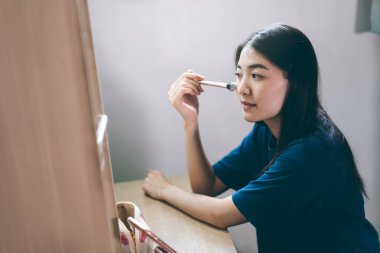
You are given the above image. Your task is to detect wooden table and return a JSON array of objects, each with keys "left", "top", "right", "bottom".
[{"left": 114, "top": 175, "right": 237, "bottom": 253}]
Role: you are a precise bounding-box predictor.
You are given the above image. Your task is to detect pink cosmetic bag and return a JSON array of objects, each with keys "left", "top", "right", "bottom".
[{"left": 116, "top": 201, "right": 176, "bottom": 253}]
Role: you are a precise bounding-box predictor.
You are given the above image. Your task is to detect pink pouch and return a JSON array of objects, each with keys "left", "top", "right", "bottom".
[
  {"left": 117, "top": 201, "right": 151, "bottom": 253},
  {"left": 116, "top": 201, "right": 177, "bottom": 253}
]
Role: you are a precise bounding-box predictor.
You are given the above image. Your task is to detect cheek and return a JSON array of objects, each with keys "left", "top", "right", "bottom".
[{"left": 261, "top": 82, "right": 288, "bottom": 112}]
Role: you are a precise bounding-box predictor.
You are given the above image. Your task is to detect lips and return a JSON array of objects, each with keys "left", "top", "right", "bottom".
[{"left": 241, "top": 101, "right": 256, "bottom": 110}]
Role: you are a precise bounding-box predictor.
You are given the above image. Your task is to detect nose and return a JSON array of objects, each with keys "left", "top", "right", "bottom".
[{"left": 237, "top": 78, "right": 251, "bottom": 96}]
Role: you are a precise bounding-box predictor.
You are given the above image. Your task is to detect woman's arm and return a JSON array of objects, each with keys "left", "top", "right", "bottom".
[
  {"left": 185, "top": 124, "right": 228, "bottom": 196},
  {"left": 142, "top": 170, "right": 247, "bottom": 229},
  {"left": 168, "top": 70, "right": 228, "bottom": 196}
]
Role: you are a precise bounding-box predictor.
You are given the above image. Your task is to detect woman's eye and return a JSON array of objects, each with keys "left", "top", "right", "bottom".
[{"left": 252, "top": 73, "right": 263, "bottom": 80}]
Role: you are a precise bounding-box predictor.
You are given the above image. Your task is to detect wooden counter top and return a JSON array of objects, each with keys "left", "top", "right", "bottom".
[{"left": 114, "top": 175, "right": 237, "bottom": 253}]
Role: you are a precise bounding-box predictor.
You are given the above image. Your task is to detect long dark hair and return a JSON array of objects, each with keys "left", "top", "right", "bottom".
[{"left": 235, "top": 24, "right": 367, "bottom": 197}]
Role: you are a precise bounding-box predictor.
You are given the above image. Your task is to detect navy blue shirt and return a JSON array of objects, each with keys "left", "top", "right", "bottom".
[{"left": 214, "top": 122, "right": 380, "bottom": 253}]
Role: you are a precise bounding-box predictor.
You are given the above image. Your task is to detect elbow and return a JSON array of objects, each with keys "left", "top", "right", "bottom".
[
  {"left": 190, "top": 185, "right": 202, "bottom": 194},
  {"left": 215, "top": 221, "right": 228, "bottom": 230},
  {"left": 210, "top": 209, "right": 228, "bottom": 230},
  {"left": 190, "top": 185, "right": 213, "bottom": 196},
  {"left": 189, "top": 176, "right": 218, "bottom": 196}
]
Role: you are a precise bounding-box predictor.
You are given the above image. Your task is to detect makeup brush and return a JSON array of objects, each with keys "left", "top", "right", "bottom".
[{"left": 199, "top": 80, "right": 237, "bottom": 92}]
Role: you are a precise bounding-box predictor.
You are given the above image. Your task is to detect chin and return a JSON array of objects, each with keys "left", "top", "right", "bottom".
[{"left": 243, "top": 113, "right": 258, "bottom": 123}]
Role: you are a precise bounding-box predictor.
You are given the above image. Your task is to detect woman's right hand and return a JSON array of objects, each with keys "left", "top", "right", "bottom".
[{"left": 168, "top": 70, "right": 205, "bottom": 127}]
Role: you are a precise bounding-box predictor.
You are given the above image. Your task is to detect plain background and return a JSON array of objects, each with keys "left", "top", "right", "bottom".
[{"left": 88, "top": 0, "right": 380, "bottom": 251}]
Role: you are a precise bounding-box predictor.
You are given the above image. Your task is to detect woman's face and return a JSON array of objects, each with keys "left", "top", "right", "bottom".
[{"left": 235, "top": 47, "right": 289, "bottom": 124}]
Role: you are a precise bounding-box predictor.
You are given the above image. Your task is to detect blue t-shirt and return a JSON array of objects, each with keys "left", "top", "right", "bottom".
[{"left": 214, "top": 122, "right": 380, "bottom": 253}]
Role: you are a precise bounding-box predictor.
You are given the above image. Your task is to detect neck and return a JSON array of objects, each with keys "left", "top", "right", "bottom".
[{"left": 264, "top": 116, "right": 281, "bottom": 141}]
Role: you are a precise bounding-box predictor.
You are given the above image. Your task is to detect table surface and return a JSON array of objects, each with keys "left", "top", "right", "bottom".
[{"left": 114, "top": 175, "right": 237, "bottom": 253}]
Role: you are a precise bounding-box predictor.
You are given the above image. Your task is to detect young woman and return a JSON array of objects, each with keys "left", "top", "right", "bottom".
[{"left": 142, "top": 24, "right": 380, "bottom": 252}]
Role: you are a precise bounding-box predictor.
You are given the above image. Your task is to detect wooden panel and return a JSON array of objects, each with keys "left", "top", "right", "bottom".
[
  {"left": 0, "top": 0, "right": 120, "bottom": 252},
  {"left": 76, "top": 0, "right": 121, "bottom": 251}
]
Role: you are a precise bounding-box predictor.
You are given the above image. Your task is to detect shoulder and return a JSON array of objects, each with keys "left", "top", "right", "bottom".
[
  {"left": 278, "top": 123, "right": 346, "bottom": 172},
  {"left": 288, "top": 116, "right": 346, "bottom": 152},
  {"left": 280, "top": 132, "right": 331, "bottom": 161}
]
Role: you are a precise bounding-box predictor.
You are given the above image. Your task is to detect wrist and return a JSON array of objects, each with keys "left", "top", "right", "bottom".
[
  {"left": 184, "top": 120, "right": 199, "bottom": 133},
  {"left": 161, "top": 184, "right": 176, "bottom": 202}
]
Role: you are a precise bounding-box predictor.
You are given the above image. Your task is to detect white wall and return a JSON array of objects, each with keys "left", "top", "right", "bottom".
[{"left": 88, "top": 0, "right": 380, "bottom": 251}]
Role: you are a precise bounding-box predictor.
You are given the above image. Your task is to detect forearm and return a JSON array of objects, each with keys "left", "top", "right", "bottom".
[
  {"left": 143, "top": 171, "right": 247, "bottom": 229},
  {"left": 184, "top": 123, "right": 215, "bottom": 195},
  {"left": 162, "top": 184, "right": 224, "bottom": 229}
]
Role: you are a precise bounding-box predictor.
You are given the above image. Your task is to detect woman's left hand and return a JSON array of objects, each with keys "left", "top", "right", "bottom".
[{"left": 142, "top": 170, "right": 172, "bottom": 201}]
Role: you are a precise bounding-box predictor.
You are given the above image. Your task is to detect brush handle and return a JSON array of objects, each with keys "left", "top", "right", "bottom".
[{"left": 200, "top": 80, "right": 236, "bottom": 91}]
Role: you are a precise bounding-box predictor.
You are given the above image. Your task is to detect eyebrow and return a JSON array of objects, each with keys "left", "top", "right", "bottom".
[{"left": 237, "top": 63, "right": 270, "bottom": 70}]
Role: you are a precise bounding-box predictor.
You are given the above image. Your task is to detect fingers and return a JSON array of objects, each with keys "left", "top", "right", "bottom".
[
  {"left": 144, "top": 170, "right": 171, "bottom": 185},
  {"left": 143, "top": 170, "right": 162, "bottom": 189},
  {"left": 143, "top": 170, "right": 171, "bottom": 200},
  {"left": 168, "top": 70, "right": 205, "bottom": 106},
  {"left": 171, "top": 69, "right": 204, "bottom": 87},
  {"left": 169, "top": 80, "right": 202, "bottom": 100},
  {"left": 168, "top": 88, "right": 196, "bottom": 108},
  {"left": 169, "top": 78, "right": 200, "bottom": 98},
  {"left": 169, "top": 70, "right": 205, "bottom": 96},
  {"left": 146, "top": 169, "right": 160, "bottom": 177}
]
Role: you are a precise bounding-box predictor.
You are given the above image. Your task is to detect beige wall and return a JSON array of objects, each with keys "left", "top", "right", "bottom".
[{"left": 88, "top": 0, "right": 380, "bottom": 251}]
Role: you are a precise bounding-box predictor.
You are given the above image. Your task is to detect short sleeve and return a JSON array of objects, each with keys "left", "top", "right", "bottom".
[
  {"left": 232, "top": 140, "right": 321, "bottom": 237},
  {"left": 213, "top": 123, "right": 268, "bottom": 191}
]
